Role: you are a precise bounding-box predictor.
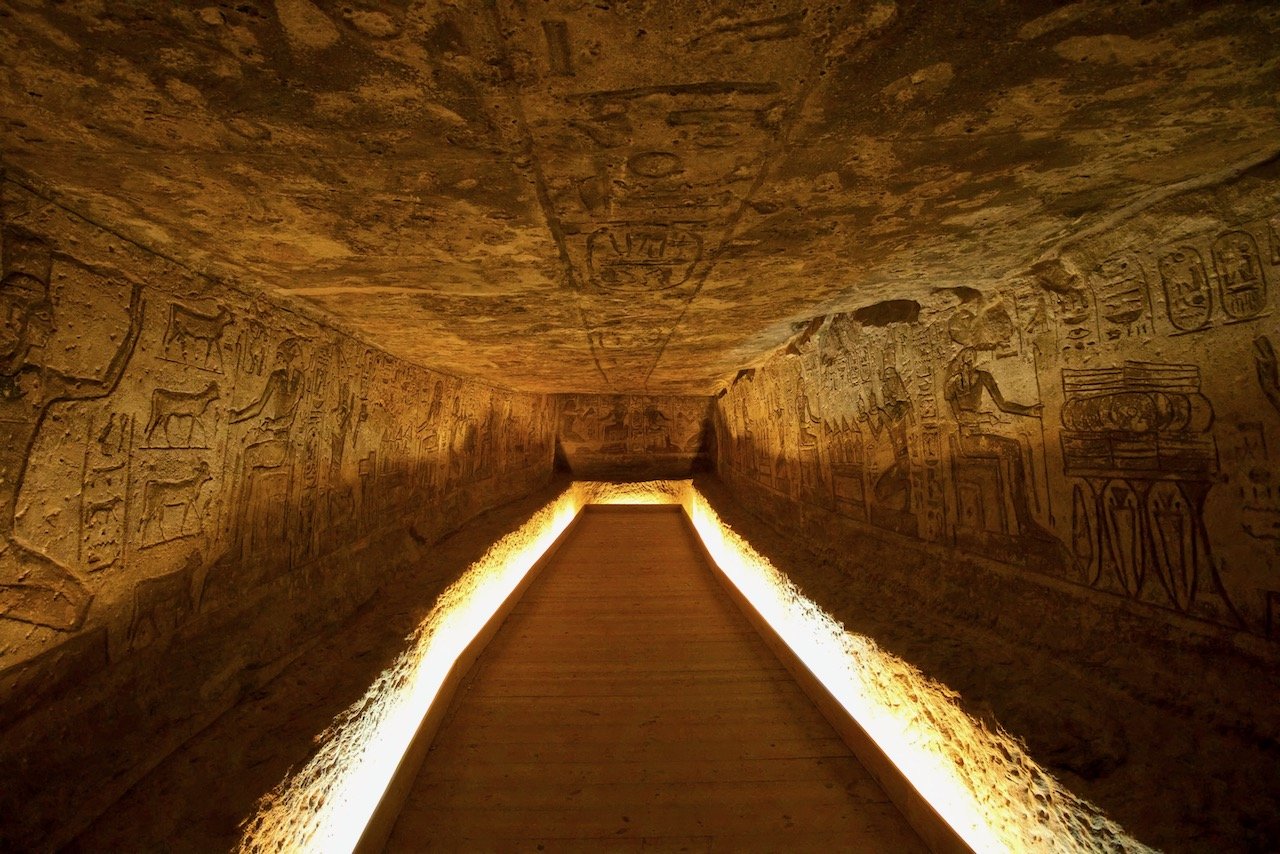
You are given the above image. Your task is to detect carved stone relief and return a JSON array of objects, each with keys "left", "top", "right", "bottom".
[
  {"left": 716, "top": 209, "right": 1280, "bottom": 636},
  {"left": 0, "top": 181, "right": 558, "bottom": 693},
  {"left": 556, "top": 394, "right": 712, "bottom": 480},
  {"left": 497, "top": 0, "right": 831, "bottom": 388}
]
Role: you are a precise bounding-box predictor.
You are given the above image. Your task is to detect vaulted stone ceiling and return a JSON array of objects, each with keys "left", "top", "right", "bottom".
[{"left": 2, "top": 0, "right": 1277, "bottom": 394}]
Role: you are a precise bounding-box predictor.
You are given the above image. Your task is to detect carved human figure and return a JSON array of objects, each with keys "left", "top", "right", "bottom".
[
  {"left": 229, "top": 339, "right": 304, "bottom": 551},
  {"left": 1, "top": 231, "right": 143, "bottom": 629},
  {"left": 426, "top": 380, "right": 444, "bottom": 427},
  {"left": 944, "top": 347, "right": 1048, "bottom": 539},
  {"left": 944, "top": 347, "right": 1042, "bottom": 420},
  {"left": 601, "top": 399, "right": 629, "bottom": 446},
  {"left": 796, "top": 387, "right": 820, "bottom": 450},
  {"left": 231, "top": 338, "right": 304, "bottom": 440},
  {"left": 412, "top": 380, "right": 444, "bottom": 490},
  {"left": 858, "top": 366, "right": 914, "bottom": 512},
  {"left": 1255, "top": 335, "right": 1280, "bottom": 416},
  {"left": 447, "top": 396, "right": 477, "bottom": 487},
  {"left": 559, "top": 396, "right": 594, "bottom": 444},
  {"left": 640, "top": 404, "right": 672, "bottom": 451}
]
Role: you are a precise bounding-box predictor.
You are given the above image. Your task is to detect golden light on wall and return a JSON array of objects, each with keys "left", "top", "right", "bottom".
[{"left": 576, "top": 479, "right": 687, "bottom": 504}]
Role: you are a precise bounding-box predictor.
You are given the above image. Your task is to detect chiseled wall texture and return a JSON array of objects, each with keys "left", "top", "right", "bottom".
[
  {"left": 713, "top": 165, "right": 1280, "bottom": 710},
  {"left": 556, "top": 393, "right": 713, "bottom": 480},
  {"left": 0, "top": 176, "right": 556, "bottom": 846}
]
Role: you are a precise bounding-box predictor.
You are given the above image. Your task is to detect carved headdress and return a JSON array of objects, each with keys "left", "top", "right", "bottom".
[{"left": 1, "top": 227, "right": 53, "bottom": 302}]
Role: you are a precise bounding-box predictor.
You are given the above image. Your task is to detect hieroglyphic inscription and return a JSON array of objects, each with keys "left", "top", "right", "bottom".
[
  {"left": 1093, "top": 254, "right": 1151, "bottom": 340},
  {"left": 556, "top": 394, "right": 710, "bottom": 478},
  {"left": 1212, "top": 230, "right": 1267, "bottom": 320},
  {"left": 716, "top": 257, "right": 1280, "bottom": 636},
  {"left": 1, "top": 193, "right": 558, "bottom": 682},
  {"left": 79, "top": 412, "right": 134, "bottom": 573},
  {"left": 499, "top": 0, "right": 824, "bottom": 387},
  {"left": 1154, "top": 219, "right": 1272, "bottom": 334},
  {"left": 1159, "top": 247, "right": 1214, "bottom": 332},
  {"left": 586, "top": 224, "right": 703, "bottom": 292}
]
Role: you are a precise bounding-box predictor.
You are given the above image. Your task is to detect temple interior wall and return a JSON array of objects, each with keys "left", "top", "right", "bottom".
[
  {"left": 709, "top": 162, "right": 1280, "bottom": 846},
  {"left": 4, "top": 144, "right": 1280, "bottom": 852},
  {"left": 554, "top": 393, "right": 714, "bottom": 480},
  {"left": 0, "top": 176, "right": 558, "bottom": 846}
]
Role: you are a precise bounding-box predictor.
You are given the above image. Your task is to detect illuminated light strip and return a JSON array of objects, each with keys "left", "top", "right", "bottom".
[
  {"left": 239, "top": 478, "right": 1145, "bottom": 854},
  {"left": 238, "top": 487, "right": 584, "bottom": 854},
  {"left": 679, "top": 485, "right": 1149, "bottom": 854}
]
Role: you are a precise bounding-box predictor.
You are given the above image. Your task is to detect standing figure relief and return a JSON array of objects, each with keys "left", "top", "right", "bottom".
[
  {"left": 0, "top": 230, "right": 144, "bottom": 630},
  {"left": 857, "top": 366, "right": 914, "bottom": 512},
  {"left": 232, "top": 338, "right": 304, "bottom": 458}
]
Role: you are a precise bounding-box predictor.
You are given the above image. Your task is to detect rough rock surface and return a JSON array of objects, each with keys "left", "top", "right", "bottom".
[{"left": 1, "top": 2, "right": 1276, "bottom": 392}]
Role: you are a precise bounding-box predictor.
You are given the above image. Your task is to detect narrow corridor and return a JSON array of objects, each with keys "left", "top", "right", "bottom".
[{"left": 387, "top": 506, "right": 924, "bottom": 852}]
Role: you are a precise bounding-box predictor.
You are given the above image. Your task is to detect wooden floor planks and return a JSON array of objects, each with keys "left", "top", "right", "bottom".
[{"left": 385, "top": 506, "right": 926, "bottom": 852}]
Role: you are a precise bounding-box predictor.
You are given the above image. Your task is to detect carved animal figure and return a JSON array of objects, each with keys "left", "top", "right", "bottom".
[
  {"left": 164, "top": 303, "right": 234, "bottom": 365},
  {"left": 139, "top": 462, "right": 213, "bottom": 545},
  {"left": 84, "top": 495, "right": 123, "bottom": 528},
  {"left": 144, "top": 382, "right": 220, "bottom": 447}
]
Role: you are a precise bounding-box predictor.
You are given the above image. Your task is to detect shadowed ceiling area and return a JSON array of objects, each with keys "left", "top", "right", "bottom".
[{"left": 4, "top": 0, "right": 1277, "bottom": 393}]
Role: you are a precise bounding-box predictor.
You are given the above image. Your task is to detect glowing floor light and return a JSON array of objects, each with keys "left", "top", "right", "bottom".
[
  {"left": 240, "top": 478, "right": 1147, "bottom": 854},
  {"left": 237, "top": 487, "right": 583, "bottom": 854},
  {"left": 678, "top": 485, "right": 1149, "bottom": 854}
]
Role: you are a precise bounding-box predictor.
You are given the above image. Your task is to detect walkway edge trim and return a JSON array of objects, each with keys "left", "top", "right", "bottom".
[
  {"left": 353, "top": 508, "right": 586, "bottom": 854},
  {"left": 679, "top": 509, "right": 975, "bottom": 854}
]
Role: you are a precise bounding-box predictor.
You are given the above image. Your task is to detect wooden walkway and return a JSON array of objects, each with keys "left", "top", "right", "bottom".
[{"left": 385, "top": 506, "right": 926, "bottom": 852}]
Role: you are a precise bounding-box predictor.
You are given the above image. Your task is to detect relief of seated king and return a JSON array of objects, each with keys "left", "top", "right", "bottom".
[
  {"left": 1, "top": 228, "right": 143, "bottom": 632},
  {"left": 943, "top": 346, "right": 1059, "bottom": 550}
]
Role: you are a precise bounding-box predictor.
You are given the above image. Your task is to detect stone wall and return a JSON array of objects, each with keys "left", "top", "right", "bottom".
[
  {"left": 711, "top": 162, "right": 1280, "bottom": 838},
  {"left": 0, "top": 175, "right": 557, "bottom": 848},
  {"left": 716, "top": 163, "right": 1280, "bottom": 845},
  {"left": 556, "top": 393, "right": 713, "bottom": 480},
  {"left": 717, "top": 161, "right": 1280, "bottom": 645}
]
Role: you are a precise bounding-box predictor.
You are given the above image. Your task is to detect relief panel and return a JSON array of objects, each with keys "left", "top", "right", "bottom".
[
  {"left": 716, "top": 210, "right": 1280, "bottom": 638},
  {"left": 556, "top": 393, "right": 712, "bottom": 479},
  {"left": 0, "top": 184, "right": 558, "bottom": 690}
]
